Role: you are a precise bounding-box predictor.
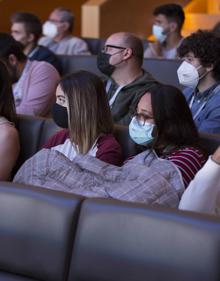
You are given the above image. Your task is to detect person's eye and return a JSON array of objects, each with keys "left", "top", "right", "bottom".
[{"left": 57, "top": 97, "right": 65, "bottom": 104}]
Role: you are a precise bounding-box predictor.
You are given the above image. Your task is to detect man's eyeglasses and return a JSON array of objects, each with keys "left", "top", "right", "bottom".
[
  {"left": 102, "top": 44, "right": 127, "bottom": 53},
  {"left": 49, "top": 19, "right": 65, "bottom": 24}
]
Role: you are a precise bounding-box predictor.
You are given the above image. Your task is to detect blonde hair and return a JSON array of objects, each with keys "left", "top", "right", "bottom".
[{"left": 60, "top": 71, "right": 113, "bottom": 154}]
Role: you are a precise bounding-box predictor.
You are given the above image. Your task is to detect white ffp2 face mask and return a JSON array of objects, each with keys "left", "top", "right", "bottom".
[
  {"left": 177, "top": 61, "right": 202, "bottom": 88},
  {"left": 42, "top": 21, "right": 58, "bottom": 39},
  {"left": 152, "top": 25, "right": 167, "bottom": 43}
]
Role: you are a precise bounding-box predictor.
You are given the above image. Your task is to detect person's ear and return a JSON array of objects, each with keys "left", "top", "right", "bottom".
[
  {"left": 27, "top": 33, "right": 35, "bottom": 43},
  {"left": 123, "top": 48, "right": 133, "bottom": 60},
  {"left": 8, "top": 54, "right": 18, "bottom": 66},
  {"left": 206, "top": 64, "right": 214, "bottom": 72},
  {"left": 62, "top": 22, "right": 69, "bottom": 32},
  {"left": 169, "top": 22, "right": 178, "bottom": 32}
]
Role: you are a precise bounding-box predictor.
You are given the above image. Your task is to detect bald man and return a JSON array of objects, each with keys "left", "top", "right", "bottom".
[{"left": 97, "top": 32, "right": 158, "bottom": 125}]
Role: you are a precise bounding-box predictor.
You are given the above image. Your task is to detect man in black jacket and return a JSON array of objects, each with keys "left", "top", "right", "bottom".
[{"left": 97, "top": 32, "right": 158, "bottom": 125}]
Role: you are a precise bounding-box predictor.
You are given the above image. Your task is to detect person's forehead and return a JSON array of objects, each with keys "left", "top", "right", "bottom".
[
  {"left": 105, "top": 34, "right": 124, "bottom": 46},
  {"left": 11, "top": 22, "right": 26, "bottom": 32},
  {"left": 154, "top": 14, "right": 169, "bottom": 24},
  {"left": 49, "top": 10, "right": 63, "bottom": 20},
  {"left": 56, "top": 85, "right": 65, "bottom": 96},
  {"left": 138, "top": 93, "right": 152, "bottom": 112}
]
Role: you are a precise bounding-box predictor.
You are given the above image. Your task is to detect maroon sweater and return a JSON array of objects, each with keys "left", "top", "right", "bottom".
[{"left": 43, "top": 129, "right": 123, "bottom": 166}]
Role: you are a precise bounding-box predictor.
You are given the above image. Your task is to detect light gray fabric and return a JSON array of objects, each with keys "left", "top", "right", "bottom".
[{"left": 14, "top": 149, "right": 184, "bottom": 207}]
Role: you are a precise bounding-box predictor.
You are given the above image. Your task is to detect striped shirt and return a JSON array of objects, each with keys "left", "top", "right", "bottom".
[{"left": 165, "top": 147, "right": 206, "bottom": 188}]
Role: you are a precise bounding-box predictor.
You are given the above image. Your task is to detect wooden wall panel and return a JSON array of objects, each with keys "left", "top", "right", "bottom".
[
  {"left": 0, "top": 0, "right": 87, "bottom": 36},
  {"left": 82, "top": 0, "right": 191, "bottom": 39}
]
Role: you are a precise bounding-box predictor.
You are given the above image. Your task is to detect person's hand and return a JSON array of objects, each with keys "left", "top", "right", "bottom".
[
  {"left": 149, "top": 41, "right": 162, "bottom": 57},
  {"left": 211, "top": 146, "right": 220, "bottom": 164}
]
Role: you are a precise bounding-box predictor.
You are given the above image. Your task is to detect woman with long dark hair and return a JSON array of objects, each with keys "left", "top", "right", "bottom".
[
  {"left": 129, "top": 84, "right": 206, "bottom": 187},
  {"left": 0, "top": 60, "right": 20, "bottom": 180}
]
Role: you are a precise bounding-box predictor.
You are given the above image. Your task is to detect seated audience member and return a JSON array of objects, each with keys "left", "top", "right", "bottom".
[
  {"left": 0, "top": 33, "right": 60, "bottom": 117},
  {"left": 97, "top": 32, "right": 158, "bottom": 125},
  {"left": 14, "top": 84, "right": 205, "bottom": 206},
  {"left": 0, "top": 60, "right": 20, "bottom": 180},
  {"left": 10, "top": 11, "right": 62, "bottom": 74},
  {"left": 179, "top": 145, "right": 220, "bottom": 216},
  {"left": 39, "top": 7, "right": 90, "bottom": 55},
  {"left": 177, "top": 30, "right": 220, "bottom": 134},
  {"left": 144, "top": 3, "right": 185, "bottom": 59},
  {"left": 128, "top": 84, "right": 206, "bottom": 188},
  {"left": 43, "top": 70, "right": 123, "bottom": 166}
]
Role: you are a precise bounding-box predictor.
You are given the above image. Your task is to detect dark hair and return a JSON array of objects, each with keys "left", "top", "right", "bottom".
[
  {"left": 0, "top": 33, "right": 26, "bottom": 62},
  {"left": 54, "top": 7, "right": 75, "bottom": 32},
  {"left": 123, "top": 33, "right": 143, "bottom": 67},
  {"left": 177, "top": 30, "right": 220, "bottom": 81},
  {"left": 59, "top": 70, "right": 113, "bottom": 154},
  {"left": 212, "top": 21, "right": 220, "bottom": 37},
  {"left": 0, "top": 60, "right": 16, "bottom": 123},
  {"left": 11, "top": 12, "right": 42, "bottom": 42},
  {"left": 149, "top": 84, "right": 199, "bottom": 154},
  {"left": 154, "top": 3, "right": 185, "bottom": 31}
]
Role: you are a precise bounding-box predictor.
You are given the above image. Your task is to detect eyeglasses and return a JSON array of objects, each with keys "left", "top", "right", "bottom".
[
  {"left": 102, "top": 44, "right": 127, "bottom": 53},
  {"left": 133, "top": 110, "right": 154, "bottom": 126},
  {"left": 49, "top": 19, "right": 65, "bottom": 24}
]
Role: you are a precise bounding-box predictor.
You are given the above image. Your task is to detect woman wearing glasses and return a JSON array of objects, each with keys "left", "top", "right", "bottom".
[{"left": 129, "top": 83, "right": 206, "bottom": 188}]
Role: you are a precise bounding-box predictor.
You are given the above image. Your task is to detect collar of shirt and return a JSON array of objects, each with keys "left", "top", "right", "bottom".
[{"left": 194, "top": 82, "right": 219, "bottom": 102}]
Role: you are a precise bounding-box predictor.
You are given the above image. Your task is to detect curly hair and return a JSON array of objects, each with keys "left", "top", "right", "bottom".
[{"left": 177, "top": 30, "right": 220, "bottom": 81}]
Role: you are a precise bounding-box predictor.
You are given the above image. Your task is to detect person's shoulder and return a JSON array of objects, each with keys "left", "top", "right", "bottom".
[
  {"left": 43, "top": 129, "right": 69, "bottom": 149},
  {"left": 97, "top": 134, "right": 119, "bottom": 147},
  {"left": 171, "top": 146, "right": 205, "bottom": 161},
  {"left": 37, "top": 45, "right": 56, "bottom": 56},
  {"left": 38, "top": 36, "right": 52, "bottom": 45},
  {"left": 69, "top": 36, "right": 87, "bottom": 44},
  {"left": 30, "top": 60, "right": 60, "bottom": 77},
  {"left": 0, "top": 123, "right": 19, "bottom": 144},
  {"left": 183, "top": 87, "right": 194, "bottom": 97}
]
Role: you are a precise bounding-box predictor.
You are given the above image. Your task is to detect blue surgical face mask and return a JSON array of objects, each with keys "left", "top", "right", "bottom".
[{"left": 129, "top": 117, "right": 155, "bottom": 146}]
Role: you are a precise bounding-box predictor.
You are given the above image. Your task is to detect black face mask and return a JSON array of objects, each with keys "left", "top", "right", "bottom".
[
  {"left": 97, "top": 52, "right": 115, "bottom": 76},
  {"left": 52, "top": 103, "right": 68, "bottom": 128}
]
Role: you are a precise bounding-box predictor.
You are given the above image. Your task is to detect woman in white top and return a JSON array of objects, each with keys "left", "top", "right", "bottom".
[
  {"left": 179, "top": 146, "right": 220, "bottom": 215},
  {"left": 0, "top": 60, "right": 20, "bottom": 180}
]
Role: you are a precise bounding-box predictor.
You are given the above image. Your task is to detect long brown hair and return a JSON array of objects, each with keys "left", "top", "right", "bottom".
[
  {"left": 149, "top": 84, "right": 202, "bottom": 155},
  {"left": 0, "top": 60, "right": 16, "bottom": 123},
  {"left": 59, "top": 70, "right": 113, "bottom": 154}
]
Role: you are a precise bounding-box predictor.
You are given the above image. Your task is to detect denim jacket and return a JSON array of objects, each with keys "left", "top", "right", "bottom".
[{"left": 183, "top": 83, "right": 220, "bottom": 134}]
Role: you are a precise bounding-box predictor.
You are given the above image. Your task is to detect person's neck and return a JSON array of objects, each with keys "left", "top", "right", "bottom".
[
  {"left": 18, "top": 58, "right": 28, "bottom": 77},
  {"left": 197, "top": 74, "right": 217, "bottom": 93},
  {"left": 111, "top": 66, "right": 143, "bottom": 86},
  {"left": 53, "top": 32, "right": 71, "bottom": 42},
  {"left": 23, "top": 43, "right": 36, "bottom": 56},
  {"left": 164, "top": 33, "right": 182, "bottom": 50}
]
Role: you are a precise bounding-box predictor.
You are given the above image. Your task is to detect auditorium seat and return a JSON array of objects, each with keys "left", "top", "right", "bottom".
[
  {"left": 15, "top": 115, "right": 220, "bottom": 174},
  {"left": 58, "top": 55, "right": 182, "bottom": 88},
  {"left": 69, "top": 198, "right": 220, "bottom": 281},
  {"left": 0, "top": 181, "right": 83, "bottom": 281},
  {"left": 0, "top": 182, "right": 220, "bottom": 281}
]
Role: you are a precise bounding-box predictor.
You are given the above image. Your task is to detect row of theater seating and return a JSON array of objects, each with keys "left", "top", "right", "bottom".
[
  {"left": 58, "top": 55, "right": 182, "bottom": 89},
  {"left": 1, "top": 180, "right": 220, "bottom": 281},
  {"left": 82, "top": 37, "right": 149, "bottom": 55},
  {"left": 1, "top": 115, "right": 220, "bottom": 281},
  {"left": 15, "top": 114, "right": 220, "bottom": 173}
]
